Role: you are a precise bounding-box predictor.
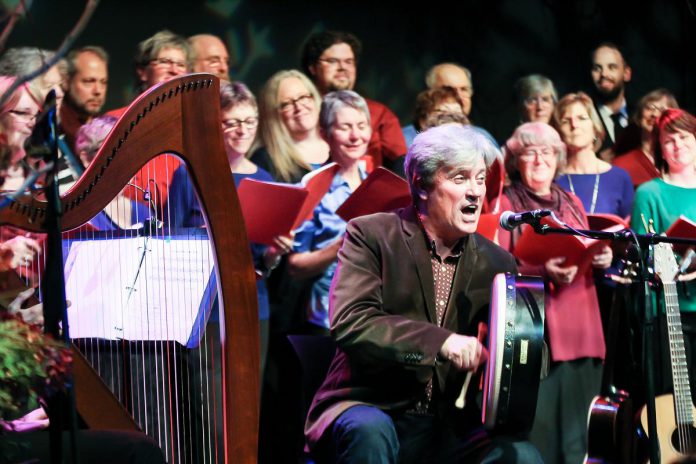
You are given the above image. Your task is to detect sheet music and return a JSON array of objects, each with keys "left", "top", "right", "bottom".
[{"left": 65, "top": 235, "right": 215, "bottom": 346}]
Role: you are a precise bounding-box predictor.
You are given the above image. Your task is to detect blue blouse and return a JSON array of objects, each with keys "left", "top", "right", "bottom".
[
  {"left": 167, "top": 164, "right": 274, "bottom": 320},
  {"left": 556, "top": 166, "right": 634, "bottom": 217},
  {"left": 294, "top": 167, "right": 366, "bottom": 329}
]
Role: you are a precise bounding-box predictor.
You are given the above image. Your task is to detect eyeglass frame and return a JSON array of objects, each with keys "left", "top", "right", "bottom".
[
  {"left": 196, "top": 55, "right": 229, "bottom": 68},
  {"left": 523, "top": 95, "right": 554, "bottom": 107},
  {"left": 317, "top": 58, "right": 356, "bottom": 68},
  {"left": 518, "top": 147, "right": 556, "bottom": 161},
  {"left": 645, "top": 103, "right": 668, "bottom": 113},
  {"left": 278, "top": 93, "right": 314, "bottom": 112},
  {"left": 222, "top": 116, "right": 259, "bottom": 131},
  {"left": 7, "top": 109, "right": 40, "bottom": 122},
  {"left": 148, "top": 57, "right": 188, "bottom": 71}
]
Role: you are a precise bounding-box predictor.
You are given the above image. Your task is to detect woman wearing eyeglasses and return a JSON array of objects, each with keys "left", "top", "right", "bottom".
[
  {"left": 251, "top": 69, "right": 329, "bottom": 183},
  {"left": 167, "top": 81, "right": 293, "bottom": 377},
  {"left": 514, "top": 74, "right": 557, "bottom": 124},
  {"left": 495, "top": 122, "right": 610, "bottom": 464},
  {"left": 612, "top": 89, "right": 679, "bottom": 189},
  {"left": 0, "top": 76, "right": 41, "bottom": 191}
]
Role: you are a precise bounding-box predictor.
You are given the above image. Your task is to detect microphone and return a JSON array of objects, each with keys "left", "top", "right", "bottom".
[
  {"left": 499, "top": 209, "right": 552, "bottom": 231},
  {"left": 24, "top": 90, "right": 57, "bottom": 161}
]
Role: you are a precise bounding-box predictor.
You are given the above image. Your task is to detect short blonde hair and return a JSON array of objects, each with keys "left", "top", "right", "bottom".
[
  {"left": 552, "top": 92, "right": 604, "bottom": 152},
  {"left": 133, "top": 30, "right": 191, "bottom": 93}
]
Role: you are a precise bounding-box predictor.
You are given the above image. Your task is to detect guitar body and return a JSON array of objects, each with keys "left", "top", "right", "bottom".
[
  {"left": 640, "top": 394, "right": 696, "bottom": 463},
  {"left": 586, "top": 391, "right": 634, "bottom": 463},
  {"left": 585, "top": 266, "right": 638, "bottom": 464}
]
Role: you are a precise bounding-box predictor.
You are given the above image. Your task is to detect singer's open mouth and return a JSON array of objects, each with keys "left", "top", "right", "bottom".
[{"left": 461, "top": 204, "right": 478, "bottom": 215}]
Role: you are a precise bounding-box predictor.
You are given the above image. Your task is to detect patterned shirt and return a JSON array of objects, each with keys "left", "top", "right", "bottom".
[{"left": 412, "top": 209, "right": 465, "bottom": 414}]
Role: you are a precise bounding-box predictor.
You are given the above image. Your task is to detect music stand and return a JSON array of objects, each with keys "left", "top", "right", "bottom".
[{"left": 529, "top": 217, "right": 696, "bottom": 464}]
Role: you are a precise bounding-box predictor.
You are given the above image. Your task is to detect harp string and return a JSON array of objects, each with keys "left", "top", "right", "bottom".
[
  {"left": 56, "top": 155, "right": 221, "bottom": 464},
  {"left": 2, "top": 76, "right": 260, "bottom": 463}
]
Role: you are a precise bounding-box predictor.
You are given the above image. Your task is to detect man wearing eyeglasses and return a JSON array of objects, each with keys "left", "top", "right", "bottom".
[
  {"left": 422, "top": 63, "right": 496, "bottom": 145},
  {"left": 425, "top": 63, "right": 474, "bottom": 118},
  {"left": 301, "top": 30, "right": 407, "bottom": 175},
  {"left": 188, "top": 34, "right": 230, "bottom": 81},
  {"left": 413, "top": 63, "right": 498, "bottom": 152}
]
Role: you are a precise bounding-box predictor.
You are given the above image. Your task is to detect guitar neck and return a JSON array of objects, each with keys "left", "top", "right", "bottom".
[{"left": 664, "top": 281, "right": 694, "bottom": 426}]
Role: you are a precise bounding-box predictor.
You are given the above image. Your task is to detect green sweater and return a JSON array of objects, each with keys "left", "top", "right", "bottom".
[{"left": 631, "top": 178, "right": 696, "bottom": 311}]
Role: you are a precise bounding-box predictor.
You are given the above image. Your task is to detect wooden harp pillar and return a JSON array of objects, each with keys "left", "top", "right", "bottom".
[{"left": 0, "top": 74, "right": 260, "bottom": 463}]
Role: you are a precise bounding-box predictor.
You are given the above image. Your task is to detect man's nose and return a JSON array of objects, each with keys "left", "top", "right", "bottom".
[{"left": 468, "top": 181, "right": 484, "bottom": 198}]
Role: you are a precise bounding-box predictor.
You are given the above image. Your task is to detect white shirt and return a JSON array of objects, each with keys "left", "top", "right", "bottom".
[{"left": 598, "top": 99, "right": 628, "bottom": 143}]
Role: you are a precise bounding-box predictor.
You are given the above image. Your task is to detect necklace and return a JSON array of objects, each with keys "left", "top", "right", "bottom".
[{"left": 566, "top": 163, "right": 601, "bottom": 214}]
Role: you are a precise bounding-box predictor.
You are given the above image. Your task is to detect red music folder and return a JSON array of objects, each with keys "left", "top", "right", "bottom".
[
  {"left": 335, "top": 167, "right": 411, "bottom": 222},
  {"left": 666, "top": 215, "right": 696, "bottom": 254},
  {"left": 237, "top": 163, "right": 340, "bottom": 246},
  {"left": 587, "top": 213, "right": 629, "bottom": 231},
  {"left": 485, "top": 158, "right": 505, "bottom": 209},
  {"left": 513, "top": 219, "right": 607, "bottom": 270},
  {"left": 296, "top": 163, "right": 341, "bottom": 228},
  {"left": 666, "top": 215, "right": 696, "bottom": 239}
]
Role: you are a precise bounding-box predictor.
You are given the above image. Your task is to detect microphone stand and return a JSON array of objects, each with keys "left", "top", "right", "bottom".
[
  {"left": 530, "top": 218, "right": 696, "bottom": 464},
  {"left": 33, "top": 90, "right": 79, "bottom": 464},
  {"left": 0, "top": 161, "right": 54, "bottom": 210}
]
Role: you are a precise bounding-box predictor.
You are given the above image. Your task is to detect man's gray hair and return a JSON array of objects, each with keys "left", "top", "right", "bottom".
[
  {"left": 405, "top": 124, "right": 501, "bottom": 202},
  {"left": 0, "top": 47, "right": 67, "bottom": 78},
  {"left": 514, "top": 74, "right": 557, "bottom": 104},
  {"left": 319, "top": 89, "right": 370, "bottom": 132}
]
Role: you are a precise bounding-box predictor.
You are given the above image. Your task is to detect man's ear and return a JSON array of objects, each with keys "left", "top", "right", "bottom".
[
  {"left": 414, "top": 178, "right": 428, "bottom": 200},
  {"left": 623, "top": 65, "right": 632, "bottom": 83},
  {"left": 308, "top": 63, "right": 317, "bottom": 78},
  {"left": 135, "top": 65, "right": 148, "bottom": 83}
]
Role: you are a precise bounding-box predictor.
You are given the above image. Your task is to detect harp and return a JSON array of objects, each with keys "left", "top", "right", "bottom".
[{"left": 0, "top": 74, "right": 259, "bottom": 463}]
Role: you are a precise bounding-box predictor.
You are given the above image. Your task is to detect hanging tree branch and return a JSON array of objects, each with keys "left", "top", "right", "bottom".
[
  {"left": 0, "top": 0, "right": 100, "bottom": 109},
  {"left": 0, "top": 0, "right": 29, "bottom": 55}
]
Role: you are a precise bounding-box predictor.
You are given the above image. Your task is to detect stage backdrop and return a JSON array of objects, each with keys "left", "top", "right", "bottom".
[{"left": 5, "top": 0, "right": 694, "bottom": 144}]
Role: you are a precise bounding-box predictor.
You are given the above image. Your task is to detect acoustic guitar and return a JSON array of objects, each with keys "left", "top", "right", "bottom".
[{"left": 640, "top": 242, "right": 696, "bottom": 462}]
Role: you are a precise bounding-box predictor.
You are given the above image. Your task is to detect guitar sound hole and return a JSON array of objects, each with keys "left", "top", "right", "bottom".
[{"left": 670, "top": 426, "right": 696, "bottom": 454}]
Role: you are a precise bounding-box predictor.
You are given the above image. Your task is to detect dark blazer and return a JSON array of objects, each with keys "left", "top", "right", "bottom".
[{"left": 304, "top": 207, "right": 518, "bottom": 449}]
